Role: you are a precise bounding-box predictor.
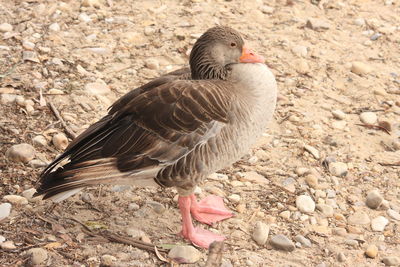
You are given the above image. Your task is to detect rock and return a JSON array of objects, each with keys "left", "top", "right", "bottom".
[
  {"left": 85, "top": 82, "right": 111, "bottom": 95},
  {"left": 0, "top": 235, "right": 5, "bottom": 243},
  {"left": 306, "top": 18, "right": 331, "bottom": 31},
  {"left": 1, "top": 94, "right": 17, "bottom": 104},
  {"left": 316, "top": 204, "right": 334, "bottom": 217},
  {"left": 0, "top": 23, "right": 13, "bottom": 32},
  {"left": 270, "top": 234, "right": 295, "bottom": 252},
  {"left": 351, "top": 62, "right": 372, "bottom": 75},
  {"left": 332, "top": 109, "right": 346, "bottom": 120},
  {"left": 304, "top": 145, "right": 319, "bottom": 159},
  {"left": 49, "top": 22, "right": 60, "bottom": 31},
  {"left": 128, "top": 203, "right": 140, "bottom": 211},
  {"left": 337, "top": 252, "right": 347, "bottom": 262},
  {"left": 168, "top": 245, "right": 201, "bottom": 264},
  {"left": 296, "top": 195, "right": 315, "bottom": 213},
  {"left": 387, "top": 209, "right": 400, "bottom": 220},
  {"left": 81, "top": 0, "right": 102, "bottom": 8},
  {"left": 382, "top": 257, "right": 400, "bottom": 266},
  {"left": 125, "top": 228, "right": 146, "bottom": 238},
  {"left": 360, "top": 112, "right": 377, "bottom": 124},
  {"left": 145, "top": 58, "right": 159, "bottom": 70},
  {"left": 260, "top": 5, "right": 274, "bottom": 14},
  {"left": 228, "top": 194, "right": 241, "bottom": 203},
  {"left": 22, "top": 51, "right": 40, "bottom": 63},
  {"left": 101, "top": 254, "right": 117, "bottom": 266},
  {"left": 6, "top": 144, "right": 36, "bottom": 163},
  {"left": 329, "top": 162, "right": 348, "bottom": 177},
  {"left": 294, "top": 235, "right": 311, "bottom": 247},
  {"left": 371, "top": 216, "right": 389, "bottom": 232},
  {"left": 305, "top": 174, "right": 318, "bottom": 188},
  {"left": 366, "top": 190, "right": 383, "bottom": 209},
  {"left": 3, "top": 195, "right": 28, "bottom": 205},
  {"left": 252, "top": 221, "right": 270, "bottom": 246},
  {"left": 52, "top": 133, "right": 68, "bottom": 150},
  {"left": 295, "top": 167, "right": 309, "bottom": 176},
  {"left": 29, "top": 159, "right": 47, "bottom": 168},
  {"left": 279, "top": 210, "right": 291, "bottom": 219},
  {"left": 79, "top": 13, "right": 92, "bottom": 23},
  {"left": 291, "top": 45, "right": 308, "bottom": 57},
  {"left": 22, "top": 41, "right": 35, "bottom": 50},
  {"left": 332, "top": 120, "right": 347, "bottom": 130},
  {"left": 145, "top": 200, "right": 165, "bottom": 214},
  {"left": 27, "top": 248, "right": 48, "bottom": 265},
  {"left": 345, "top": 239, "right": 359, "bottom": 247},
  {"left": 1, "top": 241, "right": 16, "bottom": 250},
  {"left": 354, "top": 18, "right": 365, "bottom": 26},
  {"left": 348, "top": 211, "right": 370, "bottom": 225},
  {"left": 22, "top": 188, "right": 37, "bottom": 200},
  {"left": 294, "top": 59, "right": 310, "bottom": 74},
  {"left": 365, "top": 244, "right": 378, "bottom": 258},
  {"left": 0, "top": 203, "right": 12, "bottom": 221}
]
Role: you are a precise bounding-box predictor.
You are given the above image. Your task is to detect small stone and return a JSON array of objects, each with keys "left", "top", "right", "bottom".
[
  {"left": 0, "top": 23, "right": 13, "bottom": 32},
  {"left": 366, "top": 190, "right": 383, "bottom": 209},
  {"left": 128, "top": 203, "right": 140, "bottom": 211},
  {"left": 295, "top": 167, "right": 309, "bottom": 176},
  {"left": 291, "top": 45, "right": 308, "bottom": 57},
  {"left": 146, "top": 201, "right": 165, "bottom": 214},
  {"left": 126, "top": 227, "right": 146, "bottom": 238},
  {"left": 270, "top": 234, "right": 295, "bottom": 252},
  {"left": 365, "top": 244, "right": 378, "bottom": 258},
  {"left": 279, "top": 210, "right": 291, "bottom": 219},
  {"left": 29, "top": 159, "right": 47, "bottom": 168},
  {"left": 296, "top": 195, "right": 315, "bottom": 213},
  {"left": 52, "top": 133, "right": 68, "bottom": 150},
  {"left": 22, "top": 41, "right": 35, "bottom": 50},
  {"left": 0, "top": 235, "right": 5, "bottom": 243},
  {"left": 27, "top": 248, "right": 48, "bottom": 265},
  {"left": 1, "top": 241, "right": 16, "bottom": 250},
  {"left": 6, "top": 144, "right": 35, "bottom": 163},
  {"left": 101, "top": 254, "right": 117, "bottom": 266},
  {"left": 371, "top": 216, "right": 389, "bottom": 232},
  {"left": 79, "top": 13, "right": 92, "bottom": 23},
  {"left": 32, "top": 135, "right": 48, "bottom": 147},
  {"left": 304, "top": 145, "right": 319, "bottom": 159},
  {"left": 329, "top": 162, "right": 348, "bottom": 177},
  {"left": 1, "top": 94, "right": 17, "bottom": 104},
  {"left": 354, "top": 18, "right": 365, "bottom": 26},
  {"left": 351, "top": 62, "right": 372, "bottom": 75},
  {"left": 306, "top": 18, "right": 331, "bottom": 31},
  {"left": 85, "top": 82, "right": 111, "bottom": 95},
  {"left": 168, "top": 245, "right": 201, "bottom": 264},
  {"left": 22, "top": 188, "right": 37, "bottom": 200},
  {"left": 228, "top": 194, "right": 241, "bottom": 203},
  {"left": 332, "top": 109, "right": 346, "bottom": 120},
  {"left": 337, "top": 252, "right": 347, "bottom": 262},
  {"left": 316, "top": 204, "right": 334, "bottom": 217},
  {"left": 348, "top": 211, "right": 370, "bottom": 225},
  {"left": 49, "top": 23, "right": 60, "bottom": 31},
  {"left": 305, "top": 174, "right": 318, "bottom": 188},
  {"left": 3, "top": 195, "right": 28, "bottom": 205},
  {"left": 252, "top": 221, "right": 270, "bottom": 246},
  {"left": 387, "top": 209, "right": 400, "bottom": 221},
  {"left": 23, "top": 51, "right": 40, "bottom": 63},
  {"left": 0, "top": 203, "right": 12, "bottom": 221},
  {"left": 260, "top": 5, "right": 274, "bottom": 14},
  {"left": 145, "top": 58, "right": 159, "bottom": 70},
  {"left": 332, "top": 120, "right": 347, "bottom": 130},
  {"left": 81, "top": 0, "right": 102, "bottom": 8},
  {"left": 345, "top": 239, "right": 359, "bottom": 247},
  {"left": 360, "top": 112, "right": 377, "bottom": 124},
  {"left": 294, "top": 59, "right": 310, "bottom": 74},
  {"left": 382, "top": 257, "right": 400, "bottom": 266},
  {"left": 294, "top": 235, "right": 311, "bottom": 247}
]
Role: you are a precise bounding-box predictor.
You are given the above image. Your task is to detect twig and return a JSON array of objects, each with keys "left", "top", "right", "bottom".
[
  {"left": 356, "top": 123, "right": 391, "bottom": 135},
  {"left": 205, "top": 241, "right": 225, "bottom": 267},
  {"left": 378, "top": 162, "right": 400, "bottom": 167},
  {"left": 48, "top": 101, "right": 77, "bottom": 139}
]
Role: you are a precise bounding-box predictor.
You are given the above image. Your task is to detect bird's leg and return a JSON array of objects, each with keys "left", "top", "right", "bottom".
[
  {"left": 189, "top": 194, "right": 234, "bottom": 225},
  {"left": 178, "top": 195, "right": 225, "bottom": 249}
]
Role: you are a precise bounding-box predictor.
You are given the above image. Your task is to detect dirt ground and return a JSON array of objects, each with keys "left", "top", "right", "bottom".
[{"left": 1, "top": 0, "right": 400, "bottom": 266}]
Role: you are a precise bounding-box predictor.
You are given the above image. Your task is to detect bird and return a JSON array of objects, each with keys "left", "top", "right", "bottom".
[{"left": 34, "top": 26, "right": 277, "bottom": 249}]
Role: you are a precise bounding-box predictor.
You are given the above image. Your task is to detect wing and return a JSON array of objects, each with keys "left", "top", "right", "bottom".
[{"left": 35, "top": 76, "right": 234, "bottom": 199}]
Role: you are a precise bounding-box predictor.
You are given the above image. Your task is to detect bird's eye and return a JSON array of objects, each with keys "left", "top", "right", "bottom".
[{"left": 230, "top": 42, "right": 237, "bottom": 47}]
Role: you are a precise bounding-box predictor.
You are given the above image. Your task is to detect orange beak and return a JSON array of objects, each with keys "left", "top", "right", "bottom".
[{"left": 239, "top": 46, "right": 265, "bottom": 63}]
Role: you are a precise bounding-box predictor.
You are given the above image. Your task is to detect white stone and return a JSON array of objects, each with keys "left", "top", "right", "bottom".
[
  {"left": 0, "top": 203, "right": 12, "bottom": 221},
  {"left": 354, "top": 18, "right": 365, "bottom": 26},
  {"left": 79, "top": 13, "right": 92, "bottom": 23},
  {"left": 351, "top": 62, "right": 372, "bottom": 75},
  {"left": 332, "top": 120, "right": 347, "bottom": 130},
  {"left": 306, "top": 18, "right": 331, "bottom": 31},
  {"left": 371, "top": 216, "right": 389, "bottom": 232},
  {"left": 101, "top": 255, "right": 116, "bottom": 266},
  {"left": 387, "top": 209, "right": 400, "bottom": 221},
  {"left": 0, "top": 23, "right": 13, "bottom": 32},
  {"left": 304, "top": 145, "right": 319, "bottom": 159},
  {"left": 33, "top": 135, "right": 48, "bottom": 147},
  {"left": 49, "top": 23, "right": 60, "bottom": 31},
  {"left": 228, "top": 194, "right": 241, "bottom": 203},
  {"left": 1, "top": 241, "right": 16, "bottom": 250},
  {"left": 6, "top": 143, "right": 35, "bottom": 163},
  {"left": 296, "top": 195, "right": 315, "bottom": 213},
  {"left": 291, "top": 45, "right": 308, "bottom": 57},
  {"left": 3, "top": 195, "right": 28, "bottom": 205},
  {"left": 332, "top": 109, "right": 346, "bottom": 120},
  {"left": 168, "top": 245, "right": 201, "bottom": 264},
  {"left": 329, "top": 162, "right": 348, "bottom": 177},
  {"left": 27, "top": 248, "right": 48, "bottom": 265},
  {"left": 85, "top": 82, "right": 111, "bottom": 95},
  {"left": 22, "top": 41, "right": 35, "bottom": 50},
  {"left": 252, "top": 221, "right": 270, "bottom": 245},
  {"left": 145, "top": 58, "right": 159, "bottom": 70},
  {"left": 52, "top": 133, "right": 69, "bottom": 150},
  {"left": 360, "top": 112, "right": 377, "bottom": 124},
  {"left": 22, "top": 188, "right": 37, "bottom": 200}
]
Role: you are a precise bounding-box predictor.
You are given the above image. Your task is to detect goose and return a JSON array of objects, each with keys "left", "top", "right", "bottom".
[{"left": 34, "top": 26, "right": 278, "bottom": 249}]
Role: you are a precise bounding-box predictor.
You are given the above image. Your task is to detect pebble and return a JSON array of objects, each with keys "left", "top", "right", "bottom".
[
  {"left": 168, "top": 245, "right": 201, "bottom": 264},
  {"left": 328, "top": 162, "right": 348, "bottom": 177},
  {"left": 145, "top": 201, "right": 165, "bottom": 214},
  {"left": 228, "top": 194, "right": 241, "bottom": 203},
  {"left": 22, "top": 41, "right": 35, "bottom": 50},
  {"left": 49, "top": 22, "right": 60, "bottom": 31},
  {"left": 371, "top": 216, "right": 389, "bottom": 232},
  {"left": 27, "top": 248, "right": 48, "bottom": 265},
  {"left": 79, "top": 13, "right": 92, "bottom": 23},
  {"left": 294, "top": 59, "right": 310, "bottom": 74},
  {"left": 365, "top": 244, "right": 378, "bottom": 258},
  {"left": 128, "top": 203, "right": 140, "bottom": 211},
  {"left": 260, "top": 5, "right": 274, "bottom": 14},
  {"left": 3, "top": 195, "right": 28, "bottom": 205},
  {"left": 1, "top": 94, "right": 17, "bottom": 104},
  {"left": 305, "top": 174, "right": 318, "bottom": 188},
  {"left": 304, "top": 145, "right": 320, "bottom": 159},
  {"left": 53, "top": 133, "right": 69, "bottom": 150},
  {"left": 382, "top": 257, "right": 400, "bottom": 266},
  {"left": 291, "top": 45, "right": 308, "bottom": 57},
  {"left": 270, "top": 234, "right": 295, "bottom": 252},
  {"left": 81, "top": 0, "right": 102, "bottom": 8},
  {"left": 337, "top": 252, "right": 347, "bottom": 262},
  {"left": 22, "top": 51, "right": 40, "bottom": 63},
  {"left": 332, "top": 109, "right": 346, "bottom": 120},
  {"left": 1, "top": 241, "right": 16, "bottom": 250},
  {"left": 0, "top": 235, "right": 5, "bottom": 243},
  {"left": 316, "top": 204, "right": 334, "bottom": 217},
  {"left": 351, "top": 62, "right": 372, "bottom": 75},
  {"left": 0, "top": 203, "right": 12, "bottom": 221},
  {"left": 366, "top": 190, "right": 383, "bottom": 209},
  {"left": 125, "top": 228, "right": 146, "bottom": 239},
  {"left": 279, "top": 210, "right": 291, "bottom": 219},
  {"left": 387, "top": 209, "right": 400, "bottom": 220},
  {"left": 345, "top": 239, "right": 359, "bottom": 247},
  {"left": 22, "top": 188, "right": 37, "bottom": 200},
  {"left": 0, "top": 23, "right": 13, "bottom": 32},
  {"left": 29, "top": 159, "right": 47, "bottom": 168},
  {"left": 145, "top": 58, "right": 159, "bottom": 70},
  {"left": 294, "top": 235, "right": 311, "bottom": 247},
  {"left": 354, "top": 18, "right": 365, "bottom": 26},
  {"left": 101, "top": 254, "right": 117, "bottom": 266},
  {"left": 6, "top": 144, "right": 36, "bottom": 163},
  {"left": 359, "top": 112, "right": 377, "bottom": 124},
  {"left": 306, "top": 18, "right": 331, "bottom": 31},
  {"left": 296, "top": 195, "right": 315, "bottom": 213},
  {"left": 348, "top": 211, "right": 370, "bottom": 225},
  {"left": 85, "top": 82, "right": 111, "bottom": 95},
  {"left": 252, "top": 221, "right": 269, "bottom": 246}
]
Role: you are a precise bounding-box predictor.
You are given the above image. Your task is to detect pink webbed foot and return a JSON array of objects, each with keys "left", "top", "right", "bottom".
[
  {"left": 182, "top": 227, "right": 225, "bottom": 249},
  {"left": 190, "top": 195, "right": 234, "bottom": 225}
]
